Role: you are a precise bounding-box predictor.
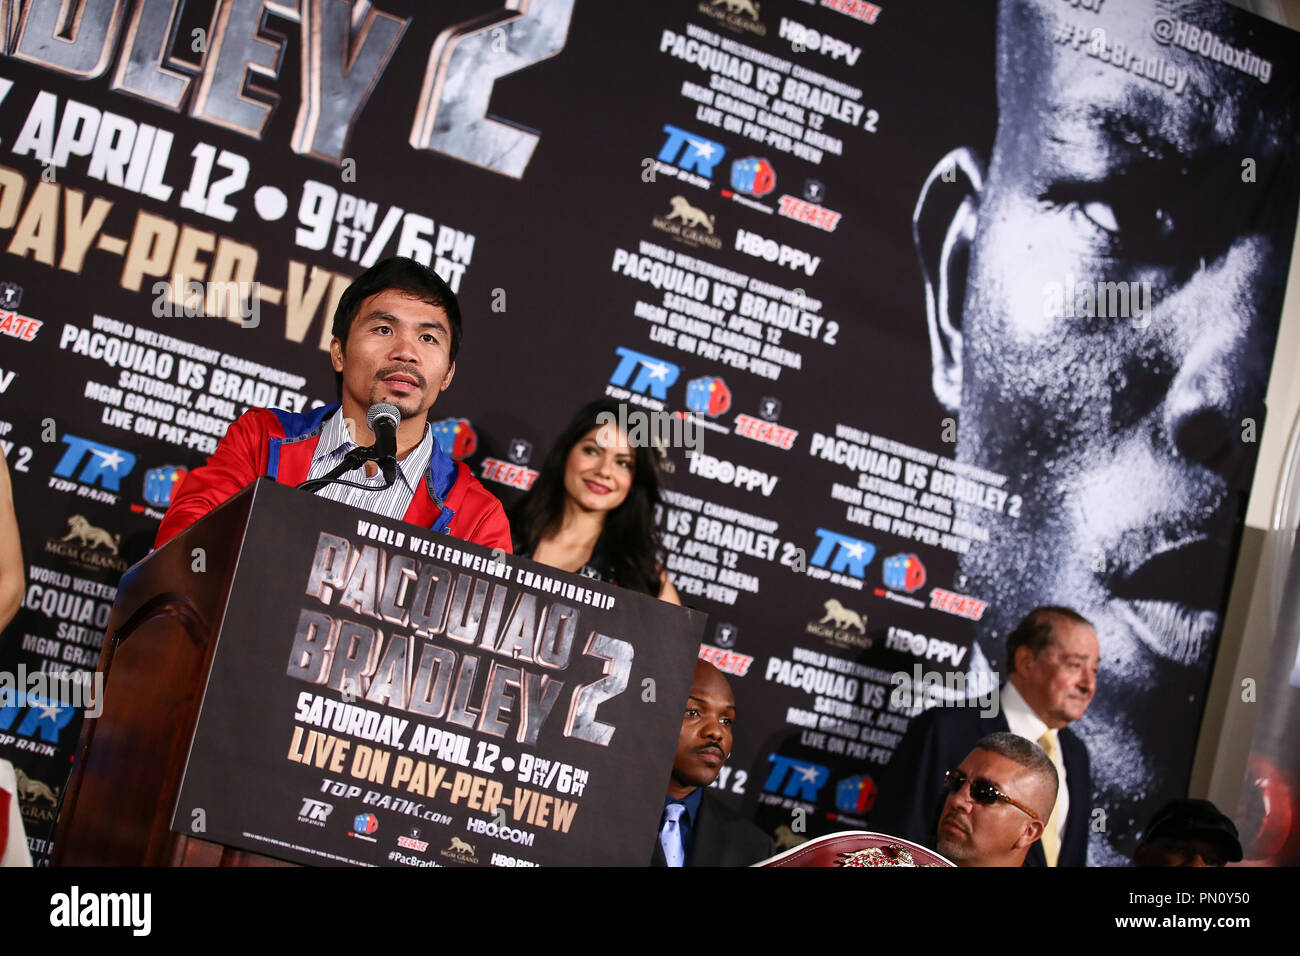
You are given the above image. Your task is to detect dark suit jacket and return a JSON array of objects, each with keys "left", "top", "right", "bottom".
[
  {"left": 868, "top": 702, "right": 1090, "bottom": 867},
  {"left": 650, "top": 790, "right": 773, "bottom": 867}
]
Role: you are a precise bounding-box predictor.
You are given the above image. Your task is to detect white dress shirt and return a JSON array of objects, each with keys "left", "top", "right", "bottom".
[
  {"left": 1000, "top": 679, "right": 1068, "bottom": 847},
  {"left": 304, "top": 408, "right": 433, "bottom": 520}
]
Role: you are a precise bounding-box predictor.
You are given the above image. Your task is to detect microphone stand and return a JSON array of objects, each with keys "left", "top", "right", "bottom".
[{"left": 298, "top": 445, "right": 398, "bottom": 493}]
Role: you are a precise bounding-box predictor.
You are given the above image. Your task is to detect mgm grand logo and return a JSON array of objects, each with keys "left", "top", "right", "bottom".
[
  {"left": 699, "top": 0, "right": 766, "bottom": 35},
  {"left": 652, "top": 196, "right": 723, "bottom": 250},
  {"left": 15, "top": 768, "right": 60, "bottom": 825},
  {"left": 806, "top": 598, "right": 872, "bottom": 651},
  {"left": 439, "top": 836, "right": 479, "bottom": 865},
  {"left": 44, "top": 515, "right": 128, "bottom": 573}
]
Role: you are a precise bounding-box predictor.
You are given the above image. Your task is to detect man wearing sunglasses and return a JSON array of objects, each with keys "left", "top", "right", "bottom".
[
  {"left": 871, "top": 606, "right": 1098, "bottom": 866},
  {"left": 936, "top": 733, "right": 1060, "bottom": 867}
]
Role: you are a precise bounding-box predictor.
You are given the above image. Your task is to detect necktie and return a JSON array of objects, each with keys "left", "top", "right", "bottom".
[
  {"left": 1037, "top": 730, "right": 1061, "bottom": 867},
  {"left": 660, "top": 803, "right": 686, "bottom": 868}
]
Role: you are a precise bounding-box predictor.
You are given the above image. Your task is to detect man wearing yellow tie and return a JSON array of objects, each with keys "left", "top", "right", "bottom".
[
  {"left": 996, "top": 608, "right": 1098, "bottom": 866},
  {"left": 870, "top": 606, "right": 1099, "bottom": 866}
]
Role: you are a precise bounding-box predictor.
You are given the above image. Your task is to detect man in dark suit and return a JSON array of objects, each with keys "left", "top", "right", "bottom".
[
  {"left": 869, "top": 607, "right": 1098, "bottom": 866},
  {"left": 651, "top": 661, "right": 773, "bottom": 867}
]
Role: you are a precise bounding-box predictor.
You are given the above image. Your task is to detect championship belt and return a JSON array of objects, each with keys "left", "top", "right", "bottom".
[{"left": 754, "top": 830, "right": 956, "bottom": 867}]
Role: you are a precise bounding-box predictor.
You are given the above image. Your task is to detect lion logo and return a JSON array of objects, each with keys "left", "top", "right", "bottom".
[
  {"left": 14, "top": 768, "right": 59, "bottom": 806},
  {"left": 714, "top": 0, "right": 760, "bottom": 19},
  {"left": 61, "top": 515, "right": 120, "bottom": 553},
  {"left": 667, "top": 195, "right": 716, "bottom": 234},
  {"left": 448, "top": 837, "right": 474, "bottom": 854},
  {"left": 820, "top": 598, "right": 866, "bottom": 634},
  {"left": 773, "top": 825, "right": 806, "bottom": 851}
]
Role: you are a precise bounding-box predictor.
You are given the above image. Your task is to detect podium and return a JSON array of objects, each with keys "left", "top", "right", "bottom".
[{"left": 53, "top": 479, "right": 705, "bottom": 866}]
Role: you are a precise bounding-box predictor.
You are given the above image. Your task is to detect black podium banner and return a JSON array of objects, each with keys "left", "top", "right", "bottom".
[{"left": 170, "top": 481, "right": 705, "bottom": 867}]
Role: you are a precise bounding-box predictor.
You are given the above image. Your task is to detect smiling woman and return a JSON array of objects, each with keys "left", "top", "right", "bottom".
[{"left": 508, "top": 399, "right": 680, "bottom": 604}]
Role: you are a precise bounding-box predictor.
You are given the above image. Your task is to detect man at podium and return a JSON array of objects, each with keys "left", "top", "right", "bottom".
[{"left": 155, "top": 257, "right": 511, "bottom": 551}]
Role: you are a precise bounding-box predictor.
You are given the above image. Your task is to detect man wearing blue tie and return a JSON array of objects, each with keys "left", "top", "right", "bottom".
[{"left": 651, "top": 661, "right": 773, "bottom": 867}]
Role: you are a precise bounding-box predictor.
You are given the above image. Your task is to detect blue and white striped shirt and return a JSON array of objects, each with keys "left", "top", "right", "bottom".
[{"left": 304, "top": 408, "right": 433, "bottom": 520}]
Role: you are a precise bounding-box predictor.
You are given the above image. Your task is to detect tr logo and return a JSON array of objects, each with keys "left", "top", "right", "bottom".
[
  {"left": 658, "top": 124, "right": 726, "bottom": 177},
  {"left": 53, "top": 435, "right": 136, "bottom": 490},
  {"left": 609, "top": 347, "right": 680, "bottom": 400}
]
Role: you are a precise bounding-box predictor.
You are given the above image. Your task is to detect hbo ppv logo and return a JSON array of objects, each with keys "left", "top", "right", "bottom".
[{"left": 688, "top": 451, "right": 778, "bottom": 496}]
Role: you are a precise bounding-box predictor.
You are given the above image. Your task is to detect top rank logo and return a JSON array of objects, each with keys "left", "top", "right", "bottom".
[
  {"left": 656, "top": 124, "right": 725, "bottom": 190},
  {"left": 807, "top": 528, "right": 875, "bottom": 590},
  {"left": 297, "top": 797, "right": 332, "bottom": 827},
  {"left": 763, "top": 753, "right": 830, "bottom": 802},
  {"left": 608, "top": 346, "right": 680, "bottom": 403},
  {"left": 53, "top": 435, "right": 136, "bottom": 491}
]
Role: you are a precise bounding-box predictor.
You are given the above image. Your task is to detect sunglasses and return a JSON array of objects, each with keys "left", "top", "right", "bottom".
[{"left": 944, "top": 769, "right": 1040, "bottom": 821}]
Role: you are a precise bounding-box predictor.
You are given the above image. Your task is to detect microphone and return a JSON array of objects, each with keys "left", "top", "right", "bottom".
[
  {"left": 366, "top": 402, "right": 400, "bottom": 485},
  {"left": 367, "top": 402, "right": 399, "bottom": 458},
  {"left": 296, "top": 403, "right": 400, "bottom": 492}
]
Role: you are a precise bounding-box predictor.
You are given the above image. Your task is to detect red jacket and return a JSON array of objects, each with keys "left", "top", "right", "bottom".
[{"left": 155, "top": 404, "right": 511, "bottom": 552}]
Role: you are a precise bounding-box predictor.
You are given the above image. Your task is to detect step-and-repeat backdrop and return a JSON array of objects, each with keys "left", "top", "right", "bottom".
[{"left": 1, "top": 0, "right": 1297, "bottom": 866}]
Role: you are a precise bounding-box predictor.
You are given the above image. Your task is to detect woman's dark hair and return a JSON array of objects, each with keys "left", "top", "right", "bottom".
[{"left": 509, "top": 399, "right": 666, "bottom": 597}]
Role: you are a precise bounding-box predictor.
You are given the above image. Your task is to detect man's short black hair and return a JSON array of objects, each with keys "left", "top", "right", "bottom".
[
  {"left": 330, "top": 257, "right": 462, "bottom": 397},
  {"left": 1005, "top": 606, "right": 1093, "bottom": 674}
]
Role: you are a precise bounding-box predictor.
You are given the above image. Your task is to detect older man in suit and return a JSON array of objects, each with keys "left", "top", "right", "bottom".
[
  {"left": 651, "top": 660, "right": 772, "bottom": 867},
  {"left": 870, "top": 606, "right": 1098, "bottom": 866}
]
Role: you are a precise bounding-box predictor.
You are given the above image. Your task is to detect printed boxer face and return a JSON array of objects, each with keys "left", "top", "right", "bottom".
[
  {"left": 919, "top": 0, "right": 1297, "bottom": 862},
  {"left": 670, "top": 661, "right": 735, "bottom": 796}
]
